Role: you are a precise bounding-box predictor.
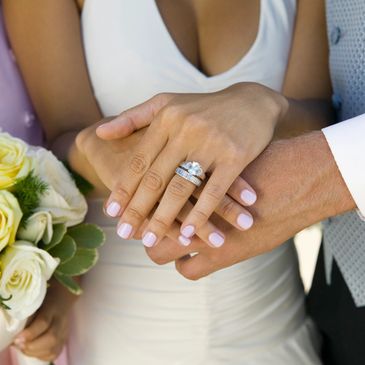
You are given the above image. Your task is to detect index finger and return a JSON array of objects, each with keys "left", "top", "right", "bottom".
[{"left": 96, "top": 93, "right": 173, "bottom": 140}]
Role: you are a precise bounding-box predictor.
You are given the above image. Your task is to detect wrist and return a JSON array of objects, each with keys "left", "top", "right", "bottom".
[
  {"left": 268, "top": 131, "right": 354, "bottom": 222},
  {"left": 243, "top": 131, "right": 355, "bottom": 238}
]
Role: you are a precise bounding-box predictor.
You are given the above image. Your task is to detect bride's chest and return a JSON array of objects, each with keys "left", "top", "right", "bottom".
[
  {"left": 155, "top": 0, "right": 260, "bottom": 77},
  {"left": 81, "top": 0, "right": 295, "bottom": 116}
]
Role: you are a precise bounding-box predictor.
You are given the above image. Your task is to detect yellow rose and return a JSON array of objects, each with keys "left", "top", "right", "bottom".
[
  {"left": 0, "top": 191, "right": 23, "bottom": 252},
  {"left": 0, "top": 133, "right": 32, "bottom": 189}
]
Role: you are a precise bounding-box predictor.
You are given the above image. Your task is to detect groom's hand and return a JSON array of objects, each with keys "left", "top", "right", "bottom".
[{"left": 144, "top": 132, "right": 355, "bottom": 280}]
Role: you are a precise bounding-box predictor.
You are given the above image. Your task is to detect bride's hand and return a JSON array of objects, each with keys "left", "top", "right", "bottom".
[
  {"left": 13, "top": 279, "right": 77, "bottom": 362},
  {"left": 75, "top": 121, "right": 256, "bottom": 247},
  {"left": 96, "top": 83, "right": 288, "bottom": 247}
]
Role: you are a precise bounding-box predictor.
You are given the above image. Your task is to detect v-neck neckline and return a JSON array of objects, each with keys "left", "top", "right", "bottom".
[{"left": 151, "top": 0, "right": 264, "bottom": 82}]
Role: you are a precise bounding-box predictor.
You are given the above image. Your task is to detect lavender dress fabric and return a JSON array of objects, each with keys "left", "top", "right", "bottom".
[{"left": 0, "top": 5, "right": 43, "bottom": 145}]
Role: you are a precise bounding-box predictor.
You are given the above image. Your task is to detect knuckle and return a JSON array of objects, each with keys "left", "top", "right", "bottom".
[
  {"left": 151, "top": 215, "right": 170, "bottom": 231},
  {"left": 205, "top": 184, "right": 225, "bottom": 202},
  {"left": 39, "top": 317, "right": 51, "bottom": 328},
  {"left": 154, "top": 92, "right": 171, "bottom": 106},
  {"left": 129, "top": 152, "right": 148, "bottom": 174},
  {"left": 167, "top": 179, "right": 190, "bottom": 199},
  {"left": 181, "top": 114, "right": 206, "bottom": 135},
  {"left": 75, "top": 129, "right": 87, "bottom": 151},
  {"left": 160, "top": 104, "right": 181, "bottom": 124},
  {"left": 220, "top": 199, "right": 236, "bottom": 218},
  {"left": 48, "top": 336, "right": 58, "bottom": 347},
  {"left": 113, "top": 183, "right": 131, "bottom": 201},
  {"left": 142, "top": 170, "right": 164, "bottom": 192},
  {"left": 193, "top": 209, "right": 210, "bottom": 222},
  {"left": 224, "top": 142, "right": 245, "bottom": 160},
  {"left": 125, "top": 207, "right": 145, "bottom": 221}
]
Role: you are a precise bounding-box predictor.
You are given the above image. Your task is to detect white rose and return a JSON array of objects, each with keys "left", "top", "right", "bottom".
[
  {"left": 0, "top": 241, "right": 59, "bottom": 321},
  {"left": 17, "top": 211, "right": 53, "bottom": 245},
  {"left": 28, "top": 147, "right": 87, "bottom": 227}
]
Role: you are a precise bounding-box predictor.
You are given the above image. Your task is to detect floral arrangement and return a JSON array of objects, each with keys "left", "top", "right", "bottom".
[{"left": 0, "top": 132, "right": 105, "bottom": 356}]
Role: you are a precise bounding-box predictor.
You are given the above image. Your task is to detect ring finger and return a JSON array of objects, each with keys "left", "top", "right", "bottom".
[{"left": 141, "top": 156, "right": 213, "bottom": 247}]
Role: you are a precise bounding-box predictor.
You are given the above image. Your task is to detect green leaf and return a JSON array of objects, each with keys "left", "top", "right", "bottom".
[
  {"left": 54, "top": 272, "right": 83, "bottom": 296},
  {"left": 67, "top": 224, "right": 106, "bottom": 249},
  {"left": 56, "top": 248, "right": 99, "bottom": 276},
  {"left": 42, "top": 224, "right": 67, "bottom": 251},
  {"left": 48, "top": 235, "right": 76, "bottom": 263},
  {"left": 0, "top": 294, "right": 12, "bottom": 310},
  {"left": 12, "top": 171, "right": 48, "bottom": 227}
]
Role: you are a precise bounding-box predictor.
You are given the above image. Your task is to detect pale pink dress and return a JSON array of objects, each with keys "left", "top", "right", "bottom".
[{"left": 0, "top": 4, "right": 66, "bottom": 365}]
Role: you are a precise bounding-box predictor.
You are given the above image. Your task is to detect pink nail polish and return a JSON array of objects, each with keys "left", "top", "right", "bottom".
[
  {"left": 178, "top": 235, "right": 192, "bottom": 246},
  {"left": 14, "top": 338, "right": 25, "bottom": 346},
  {"left": 240, "top": 189, "right": 257, "bottom": 205},
  {"left": 96, "top": 123, "right": 108, "bottom": 130},
  {"left": 117, "top": 223, "right": 133, "bottom": 239},
  {"left": 106, "top": 201, "right": 121, "bottom": 217},
  {"left": 181, "top": 225, "right": 195, "bottom": 238},
  {"left": 208, "top": 232, "right": 225, "bottom": 247},
  {"left": 237, "top": 213, "right": 254, "bottom": 230},
  {"left": 142, "top": 232, "right": 157, "bottom": 247}
]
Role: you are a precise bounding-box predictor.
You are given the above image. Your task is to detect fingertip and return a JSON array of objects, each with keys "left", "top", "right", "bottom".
[
  {"left": 105, "top": 200, "right": 122, "bottom": 218},
  {"left": 208, "top": 232, "right": 225, "bottom": 248},
  {"left": 181, "top": 225, "right": 195, "bottom": 238},
  {"left": 178, "top": 235, "right": 192, "bottom": 246},
  {"left": 237, "top": 213, "right": 254, "bottom": 230},
  {"left": 240, "top": 189, "right": 257, "bottom": 206},
  {"left": 96, "top": 122, "right": 115, "bottom": 139}
]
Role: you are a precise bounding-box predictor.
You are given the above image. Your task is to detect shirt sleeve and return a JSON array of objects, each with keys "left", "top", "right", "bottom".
[{"left": 322, "top": 114, "right": 365, "bottom": 217}]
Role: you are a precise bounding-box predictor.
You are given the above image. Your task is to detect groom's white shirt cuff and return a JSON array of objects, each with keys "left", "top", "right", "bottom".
[{"left": 322, "top": 113, "right": 365, "bottom": 218}]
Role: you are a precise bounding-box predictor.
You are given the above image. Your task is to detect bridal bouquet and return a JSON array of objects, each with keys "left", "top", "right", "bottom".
[{"left": 0, "top": 132, "right": 105, "bottom": 364}]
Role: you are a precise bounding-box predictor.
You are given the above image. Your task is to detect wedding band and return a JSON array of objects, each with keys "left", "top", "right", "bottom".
[
  {"left": 179, "top": 161, "right": 206, "bottom": 180},
  {"left": 175, "top": 167, "right": 203, "bottom": 187}
]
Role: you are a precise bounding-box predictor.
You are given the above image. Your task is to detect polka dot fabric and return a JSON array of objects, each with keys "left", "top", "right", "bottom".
[{"left": 324, "top": 0, "right": 365, "bottom": 307}]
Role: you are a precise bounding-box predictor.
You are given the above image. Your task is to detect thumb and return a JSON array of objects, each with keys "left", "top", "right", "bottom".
[{"left": 96, "top": 93, "right": 173, "bottom": 140}]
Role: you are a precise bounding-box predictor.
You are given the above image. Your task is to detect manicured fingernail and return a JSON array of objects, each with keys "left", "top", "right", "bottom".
[
  {"left": 240, "top": 189, "right": 257, "bottom": 205},
  {"left": 142, "top": 232, "right": 157, "bottom": 247},
  {"left": 178, "top": 235, "right": 192, "bottom": 246},
  {"left": 237, "top": 213, "right": 254, "bottom": 230},
  {"left": 117, "top": 223, "right": 133, "bottom": 239},
  {"left": 14, "top": 338, "right": 25, "bottom": 346},
  {"left": 14, "top": 338, "right": 26, "bottom": 349},
  {"left": 181, "top": 225, "right": 195, "bottom": 238},
  {"left": 106, "top": 201, "right": 121, "bottom": 217},
  {"left": 208, "top": 232, "right": 225, "bottom": 247},
  {"left": 96, "top": 123, "right": 108, "bottom": 130}
]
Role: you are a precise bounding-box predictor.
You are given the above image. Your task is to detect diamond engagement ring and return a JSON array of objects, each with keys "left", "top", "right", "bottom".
[{"left": 175, "top": 161, "right": 205, "bottom": 187}]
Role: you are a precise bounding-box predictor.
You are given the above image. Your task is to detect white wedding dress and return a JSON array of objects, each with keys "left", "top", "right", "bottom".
[{"left": 68, "top": 1, "right": 322, "bottom": 364}]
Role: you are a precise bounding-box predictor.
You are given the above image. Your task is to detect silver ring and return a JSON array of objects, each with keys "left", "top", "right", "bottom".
[
  {"left": 179, "top": 161, "right": 206, "bottom": 180},
  {"left": 175, "top": 167, "right": 202, "bottom": 187}
]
